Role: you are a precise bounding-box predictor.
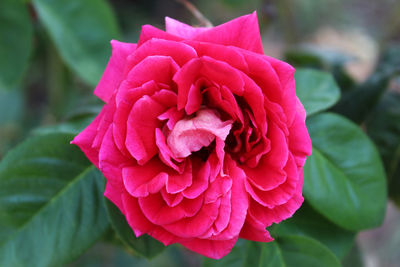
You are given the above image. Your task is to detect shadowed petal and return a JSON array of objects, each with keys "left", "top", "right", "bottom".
[{"left": 180, "top": 236, "right": 238, "bottom": 259}]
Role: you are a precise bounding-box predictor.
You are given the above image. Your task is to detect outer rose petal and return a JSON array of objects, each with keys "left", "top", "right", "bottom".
[
  {"left": 165, "top": 17, "right": 209, "bottom": 38},
  {"left": 194, "top": 12, "right": 263, "bottom": 54},
  {"left": 105, "top": 182, "right": 125, "bottom": 214},
  {"left": 264, "top": 55, "right": 297, "bottom": 125},
  {"left": 180, "top": 237, "right": 238, "bottom": 260},
  {"left": 239, "top": 222, "right": 273, "bottom": 242},
  {"left": 289, "top": 104, "right": 312, "bottom": 166},
  {"left": 71, "top": 108, "right": 107, "bottom": 167},
  {"left": 166, "top": 12, "right": 264, "bottom": 54},
  {"left": 94, "top": 40, "right": 137, "bottom": 103},
  {"left": 125, "top": 38, "right": 198, "bottom": 68},
  {"left": 137, "top": 25, "right": 182, "bottom": 47}
]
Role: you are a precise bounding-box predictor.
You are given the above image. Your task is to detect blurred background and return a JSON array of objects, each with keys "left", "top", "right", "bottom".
[{"left": 1, "top": 0, "right": 399, "bottom": 266}]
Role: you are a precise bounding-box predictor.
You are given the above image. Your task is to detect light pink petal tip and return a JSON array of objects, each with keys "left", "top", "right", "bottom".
[
  {"left": 165, "top": 16, "right": 209, "bottom": 38},
  {"left": 166, "top": 12, "right": 263, "bottom": 54}
]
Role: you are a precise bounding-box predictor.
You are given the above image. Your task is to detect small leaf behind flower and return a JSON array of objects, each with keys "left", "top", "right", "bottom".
[
  {"left": 0, "top": 133, "right": 109, "bottom": 266},
  {"left": 304, "top": 113, "right": 387, "bottom": 231},
  {"left": 295, "top": 68, "right": 341, "bottom": 117},
  {"left": 204, "top": 236, "right": 341, "bottom": 267},
  {"left": 105, "top": 198, "right": 165, "bottom": 258},
  {"left": 272, "top": 202, "right": 355, "bottom": 259}
]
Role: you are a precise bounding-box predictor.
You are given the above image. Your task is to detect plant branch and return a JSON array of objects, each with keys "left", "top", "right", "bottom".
[{"left": 174, "top": 0, "right": 213, "bottom": 27}]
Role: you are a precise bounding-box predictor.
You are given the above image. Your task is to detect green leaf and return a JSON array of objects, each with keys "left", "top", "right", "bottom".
[
  {"left": 0, "top": 133, "right": 109, "bottom": 266},
  {"left": 332, "top": 45, "right": 400, "bottom": 124},
  {"left": 0, "top": 89, "right": 24, "bottom": 126},
  {"left": 295, "top": 69, "right": 341, "bottom": 116},
  {"left": 244, "top": 241, "right": 284, "bottom": 267},
  {"left": 204, "top": 236, "right": 341, "bottom": 267},
  {"left": 304, "top": 113, "right": 387, "bottom": 230},
  {"left": 286, "top": 46, "right": 356, "bottom": 91},
  {"left": 332, "top": 72, "right": 393, "bottom": 124},
  {"left": 0, "top": 0, "right": 33, "bottom": 91},
  {"left": 203, "top": 239, "right": 248, "bottom": 267},
  {"left": 32, "top": 0, "right": 120, "bottom": 86},
  {"left": 207, "top": 237, "right": 340, "bottom": 267},
  {"left": 33, "top": 115, "right": 96, "bottom": 136},
  {"left": 287, "top": 46, "right": 354, "bottom": 67},
  {"left": 0, "top": 89, "right": 24, "bottom": 158},
  {"left": 272, "top": 202, "right": 355, "bottom": 259},
  {"left": 273, "top": 236, "right": 341, "bottom": 267},
  {"left": 105, "top": 198, "right": 165, "bottom": 258},
  {"left": 367, "top": 91, "right": 400, "bottom": 206}
]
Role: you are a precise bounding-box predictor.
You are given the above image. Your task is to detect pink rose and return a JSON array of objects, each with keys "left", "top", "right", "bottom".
[{"left": 72, "top": 12, "right": 312, "bottom": 259}]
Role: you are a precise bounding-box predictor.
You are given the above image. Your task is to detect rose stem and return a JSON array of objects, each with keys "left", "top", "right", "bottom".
[{"left": 174, "top": 0, "right": 213, "bottom": 27}]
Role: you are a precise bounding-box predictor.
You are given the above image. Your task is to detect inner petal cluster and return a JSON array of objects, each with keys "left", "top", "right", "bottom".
[{"left": 167, "top": 109, "right": 233, "bottom": 158}]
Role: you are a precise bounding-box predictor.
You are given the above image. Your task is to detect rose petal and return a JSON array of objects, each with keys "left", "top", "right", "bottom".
[
  {"left": 113, "top": 80, "right": 160, "bottom": 154},
  {"left": 239, "top": 222, "right": 273, "bottom": 242},
  {"left": 241, "top": 73, "right": 267, "bottom": 136},
  {"left": 125, "top": 55, "right": 179, "bottom": 89},
  {"left": 244, "top": 154, "right": 299, "bottom": 208},
  {"left": 155, "top": 128, "right": 185, "bottom": 173},
  {"left": 167, "top": 109, "right": 232, "bottom": 158},
  {"left": 122, "top": 192, "right": 154, "bottom": 236},
  {"left": 192, "top": 12, "right": 263, "bottom": 54},
  {"left": 162, "top": 199, "right": 220, "bottom": 238},
  {"left": 161, "top": 188, "right": 184, "bottom": 207},
  {"left": 126, "top": 95, "right": 165, "bottom": 164},
  {"left": 204, "top": 85, "right": 244, "bottom": 122},
  {"left": 166, "top": 159, "right": 193, "bottom": 194},
  {"left": 70, "top": 109, "right": 104, "bottom": 167},
  {"left": 139, "top": 193, "right": 204, "bottom": 225},
  {"left": 264, "top": 55, "right": 297, "bottom": 125},
  {"left": 126, "top": 38, "right": 197, "bottom": 68},
  {"left": 94, "top": 40, "right": 137, "bottom": 103},
  {"left": 122, "top": 158, "right": 168, "bottom": 197},
  {"left": 180, "top": 236, "right": 238, "bottom": 259},
  {"left": 243, "top": 122, "right": 289, "bottom": 190},
  {"left": 157, "top": 107, "right": 185, "bottom": 131},
  {"left": 207, "top": 156, "right": 249, "bottom": 240},
  {"left": 185, "top": 41, "right": 249, "bottom": 72},
  {"left": 204, "top": 177, "right": 232, "bottom": 204},
  {"left": 165, "top": 17, "right": 209, "bottom": 38},
  {"left": 104, "top": 182, "right": 126, "bottom": 214},
  {"left": 99, "top": 126, "right": 132, "bottom": 190},
  {"left": 247, "top": 192, "right": 304, "bottom": 228},
  {"left": 174, "top": 57, "right": 244, "bottom": 111},
  {"left": 288, "top": 102, "right": 312, "bottom": 166},
  {"left": 182, "top": 158, "right": 211, "bottom": 199},
  {"left": 137, "top": 25, "right": 182, "bottom": 47}
]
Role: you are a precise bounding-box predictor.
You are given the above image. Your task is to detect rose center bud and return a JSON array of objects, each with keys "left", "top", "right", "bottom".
[{"left": 167, "top": 109, "right": 233, "bottom": 158}]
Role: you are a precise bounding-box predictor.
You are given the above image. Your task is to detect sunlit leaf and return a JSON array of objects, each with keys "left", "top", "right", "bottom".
[
  {"left": 295, "top": 69, "right": 340, "bottom": 116},
  {"left": 304, "top": 113, "right": 387, "bottom": 230}
]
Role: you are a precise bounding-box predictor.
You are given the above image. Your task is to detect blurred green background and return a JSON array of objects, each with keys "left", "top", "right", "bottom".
[{"left": 1, "top": 0, "right": 399, "bottom": 266}]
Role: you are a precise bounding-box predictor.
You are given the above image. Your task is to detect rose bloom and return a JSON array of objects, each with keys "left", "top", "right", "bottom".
[{"left": 72, "top": 12, "right": 312, "bottom": 259}]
